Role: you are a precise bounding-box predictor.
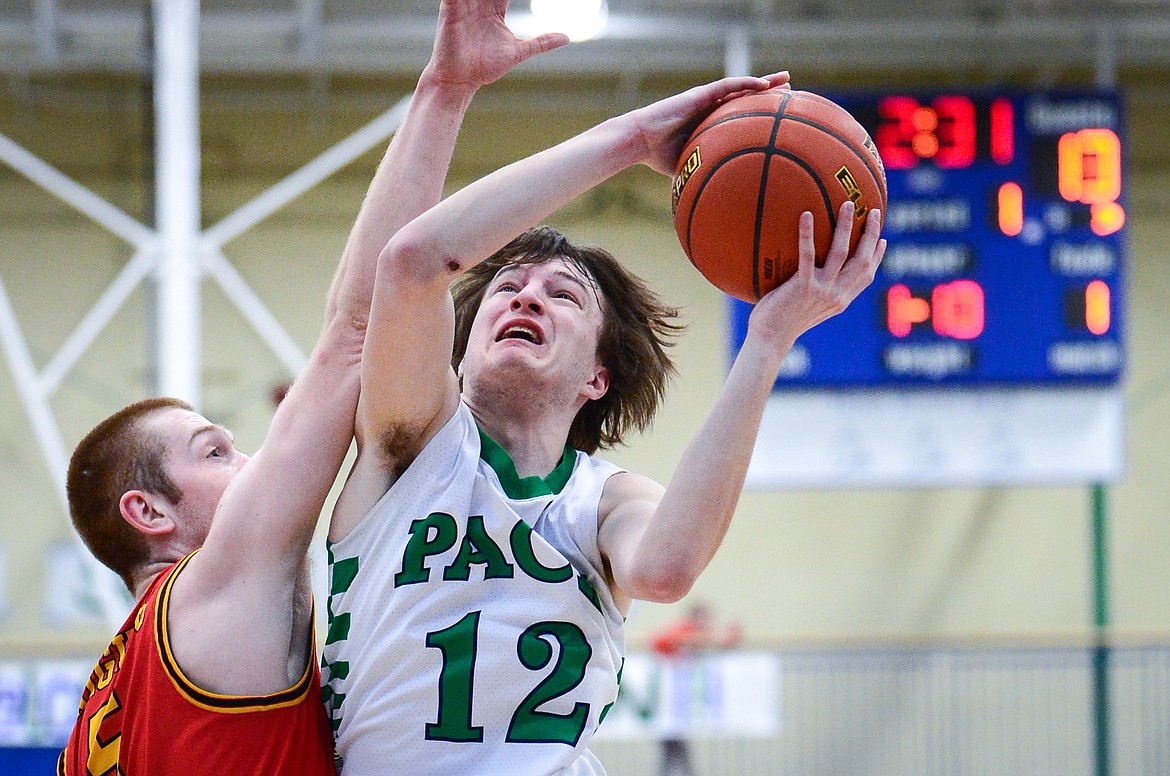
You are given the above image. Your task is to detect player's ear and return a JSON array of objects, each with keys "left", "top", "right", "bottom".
[
  {"left": 119, "top": 491, "right": 177, "bottom": 537},
  {"left": 584, "top": 364, "right": 610, "bottom": 402}
]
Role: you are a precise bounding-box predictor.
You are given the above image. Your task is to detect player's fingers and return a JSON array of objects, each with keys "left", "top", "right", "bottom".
[
  {"left": 845, "top": 209, "right": 883, "bottom": 279},
  {"left": 823, "top": 200, "right": 856, "bottom": 276},
  {"left": 864, "top": 237, "right": 889, "bottom": 283},
  {"left": 796, "top": 210, "right": 816, "bottom": 280},
  {"left": 759, "top": 71, "right": 791, "bottom": 89},
  {"left": 717, "top": 88, "right": 762, "bottom": 105},
  {"left": 717, "top": 73, "right": 788, "bottom": 105},
  {"left": 705, "top": 76, "right": 771, "bottom": 102},
  {"left": 838, "top": 217, "right": 885, "bottom": 299},
  {"left": 518, "top": 32, "right": 571, "bottom": 60}
]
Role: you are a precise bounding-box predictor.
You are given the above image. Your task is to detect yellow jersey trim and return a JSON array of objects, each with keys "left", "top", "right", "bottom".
[{"left": 155, "top": 550, "right": 317, "bottom": 713}]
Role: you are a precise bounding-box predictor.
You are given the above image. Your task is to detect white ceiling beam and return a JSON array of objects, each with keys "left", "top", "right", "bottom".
[
  {"left": 0, "top": 133, "right": 154, "bottom": 245},
  {"left": 0, "top": 10, "right": 1168, "bottom": 74},
  {"left": 298, "top": 0, "right": 325, "bottom": 66},
  {"left": 151, "top": 0, "right": 202, "bottom": 406},
  {"left": 32, "top": 0, "right": 60, "bottom": 62}
]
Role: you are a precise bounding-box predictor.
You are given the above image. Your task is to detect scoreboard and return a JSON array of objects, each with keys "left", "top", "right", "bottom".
[{"left": 729, "top": 89, "right": 1126, "bottom": 388}]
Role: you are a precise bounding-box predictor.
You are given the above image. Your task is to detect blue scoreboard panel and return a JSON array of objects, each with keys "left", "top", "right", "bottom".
[{"left": 730, "top": 90, "right": 1126, "bottom": 387}]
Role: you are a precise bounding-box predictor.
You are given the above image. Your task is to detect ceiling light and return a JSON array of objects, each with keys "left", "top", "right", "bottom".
[{"left": 520, "top": 0, "right": 608, "bottom": 42}]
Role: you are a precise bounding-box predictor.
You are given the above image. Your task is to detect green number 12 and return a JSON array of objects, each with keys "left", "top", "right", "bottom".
[{"left": 425, "top": 611, "right": 593, "bottom": 747}]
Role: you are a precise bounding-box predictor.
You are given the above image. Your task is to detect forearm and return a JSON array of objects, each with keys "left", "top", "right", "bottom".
[
  {"left": 191, "top": 79, "right": 481, "bottom": 607},
  {"left": 325, "top": 70, "right": 479, "bottom": 323},
  {"left": 387, "top": 114, "right": 645, "bottom": 282},
  {"left": 637, "top": 332, "right": 794, "bottom": 590},
  {"left": 623, "top": 207, "right": 884, "bottom": 598},
  {"left": 382, "top": 73, "right": 778, "bottom": 286}
]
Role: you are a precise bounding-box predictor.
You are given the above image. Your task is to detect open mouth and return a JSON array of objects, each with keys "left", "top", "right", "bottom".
[{"left": 496, "top": 322, "right": 544, "bottom": 345}]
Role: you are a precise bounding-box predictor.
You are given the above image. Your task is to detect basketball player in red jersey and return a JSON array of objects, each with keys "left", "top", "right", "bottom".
[{"left": 57, "top": 3, "right": 568, "bottom": 773}]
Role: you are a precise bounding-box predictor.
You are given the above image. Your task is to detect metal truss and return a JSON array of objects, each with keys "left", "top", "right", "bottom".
[{"left": 0, "top": 0, "right": 411, "bottom": 627}]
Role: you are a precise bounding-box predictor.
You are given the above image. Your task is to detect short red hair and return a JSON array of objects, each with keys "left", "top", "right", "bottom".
[{"left": 66, "top": 397, "right": 190, "bottom": 591}]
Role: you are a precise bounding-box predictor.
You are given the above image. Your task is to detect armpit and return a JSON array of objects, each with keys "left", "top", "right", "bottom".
[{"left": 379, "top": 422, "right": 428, "bottom": 477}]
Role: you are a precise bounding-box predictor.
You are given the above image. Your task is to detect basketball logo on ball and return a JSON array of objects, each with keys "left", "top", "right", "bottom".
[{"left": 672, "top": 88, "right": 888, "bottom": 302}]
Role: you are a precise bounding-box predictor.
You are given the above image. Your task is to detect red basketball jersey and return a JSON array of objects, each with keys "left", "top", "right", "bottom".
[{"left": 59, "top": 552, "right": 336, "bottom": 776}]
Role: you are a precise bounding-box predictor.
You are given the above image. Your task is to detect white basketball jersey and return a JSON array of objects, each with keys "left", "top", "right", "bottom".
[{"left": 323, "top": 403, "right": 626, "bottom": 775}]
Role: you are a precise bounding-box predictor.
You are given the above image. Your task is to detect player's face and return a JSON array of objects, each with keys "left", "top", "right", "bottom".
[
  {"left": 463, "top": 257, "right": 609, "bottom": 402},
  {"left": 146, "top": 408, "right": 250, "bottom": 545}
]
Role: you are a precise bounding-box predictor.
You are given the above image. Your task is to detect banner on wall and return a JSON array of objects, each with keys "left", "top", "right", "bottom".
[
  {"left": 596, "top": 652, "right": 780, "bottom": 740},
  {"left": 0, "top": 659, "right": 90, "bottom": 747},
  {"left": 0, "top": 663, "right": 29, "bottom": 745}
]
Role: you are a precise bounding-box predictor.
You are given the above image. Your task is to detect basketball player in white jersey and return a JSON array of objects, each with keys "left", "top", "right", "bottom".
[{"left": 322, "top": 66, "right": 887, "bottom": 773}]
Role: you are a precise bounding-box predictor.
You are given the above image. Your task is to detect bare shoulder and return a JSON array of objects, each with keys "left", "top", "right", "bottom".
[
  {"left": 164, "top": 548, "right": 314, "bottom": 695},
  {"left": 598, "top": 470, "right": 665, "bottom": 527}
]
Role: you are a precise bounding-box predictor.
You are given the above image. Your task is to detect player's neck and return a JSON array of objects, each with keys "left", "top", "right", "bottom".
[
  {"left": 131, "top": 560, "right": 174, "bottom": 600},
  {"left": 467, "top": 400, "right": 573, "bottom": 480}
]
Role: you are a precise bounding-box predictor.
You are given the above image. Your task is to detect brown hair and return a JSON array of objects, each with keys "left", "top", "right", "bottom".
[
  {"left": 451, "top": 226, "right": 683, "bottom": 454},
  {"left": 66, "top": 397, "right": 190, "bottom": 591}
]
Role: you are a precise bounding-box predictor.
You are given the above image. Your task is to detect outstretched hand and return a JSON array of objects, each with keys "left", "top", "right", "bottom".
[
  {"left": 428, "top": 0, "right": 570, "bottom": 88},
  {"left": 629, "top": 71, "right": 790, "bottom": 175},
  {"left": 748, "top": 201, "right": 886, "bottom": 348}
]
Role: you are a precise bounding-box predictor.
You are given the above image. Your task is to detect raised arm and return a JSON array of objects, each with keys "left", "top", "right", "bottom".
[
  {"left": 331, "top": 1, "right": 573, "bottom": 535},
  {"left": 174, "top": 0, "right": 566, "bottom": 692},
  {"left": 325, "top": 0, "right": 569, "bottom": 328},
  {"left": 598, "top": 203, "right": 887, "bottom": 607},
  {"left": 381, "top": 75, "right": 787, "bottom": 282},
  {"left": 347, "top": 73, "right": 787, "bottom": 506}
]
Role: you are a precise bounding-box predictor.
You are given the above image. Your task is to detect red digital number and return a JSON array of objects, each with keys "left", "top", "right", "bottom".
[
  {"left": 887, "top": 281, "right": 985, "bottom": 340},
  {"left": 875, "top": 95, "right": 977, "bottom": 170},
  {"left": 887, "top": 284, "right": 931, "bottom": 337},
  {"left": 989, "top": 97, "right": 1014, "bottom": 164},
  {"left": 875, "top": 96, "right": 920, "bottom": 170},
  {"left": 932, "top": 280, "right": 985, "bottom": 339},
  {"left": 1059, "top": 128, "right": 1122, "bottom": 204},
  {"left": 997, "top": 182, "right": 1024, "bottom": 237},
  {"left": 932, "top": 96, "right": 976, "bottom": 168},
  {"left": 1085, "top": 280, "right": 1111, "bottom": 335}
]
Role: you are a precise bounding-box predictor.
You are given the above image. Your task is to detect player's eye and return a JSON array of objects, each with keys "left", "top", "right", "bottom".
[
  {"left": 495, "top": 282, "right": 519, "bottom": 294},
  {"left": 208, "top": 446, "right": 222, "bottom": 458}
]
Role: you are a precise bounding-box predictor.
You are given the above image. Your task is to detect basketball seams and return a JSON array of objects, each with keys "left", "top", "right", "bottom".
[
  {"left": 686, "top": 108, "right": 786, "bottom": 144},
  {"left": 683, "top": 148, "right": 770, "bottom": 273},
  {"left": 777, "top": 100, "right": 888, "bottom": 210},
  {"left": 683, "top": 99, "right": 842, "bottom": 301},
  {"left": 749, "top": 93, "right": 791, "bottom": 300},
  {"left": 695, "top": 93, "right": 884, "bottom": 206},
  {"left": 779, "top": 113, "right": 886, "bottom": 205},
  {"left": 682, "top": 97, "right": 794, "bottom": 301},
  {"left": 672, "top": 89, "right": 883, "bottom": 302},
  {"left": 769, "top": 149, "right": 837, "bottom": 241}
]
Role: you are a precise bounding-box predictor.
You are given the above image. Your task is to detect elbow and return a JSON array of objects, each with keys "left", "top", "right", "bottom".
[
  {"left": 378, "top": 224, "right": 463, "bottom": 288},
  {"left": 627, "top": 563, "right": 698, "bottom": 604},
  {"left": 377, "top": 227, "right": 426, "bottom": 282}
]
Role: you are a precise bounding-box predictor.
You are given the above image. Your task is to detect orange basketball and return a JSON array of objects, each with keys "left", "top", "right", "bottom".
[{"left": 671, "top": 88, "right": 887, "bottom": 303}]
